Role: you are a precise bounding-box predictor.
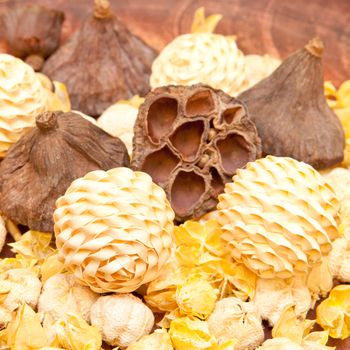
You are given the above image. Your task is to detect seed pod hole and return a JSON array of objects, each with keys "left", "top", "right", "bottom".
[
  {"left": 147, "top": 97, "right": 178, "bottom": 143},
  {"left": 169, "top": 120, "right": 205, "bottom": 162},
  {"left": 221, "top": 106, "right": 245, "bottom": 125},
  {"left": 185, "top": 90, "right": 215, "bottom": 116},
  {"left": 210, "top": 168, "right": 225, "bottom": 197},
  {"left": 141, "top": 145, "right": 180, "bottom": 184},
  {"left": 171, "top": 170, "right": 206, "bottom": 218},
  {"left": 216, "top": 134, "right": 251, "bottom": 174}
]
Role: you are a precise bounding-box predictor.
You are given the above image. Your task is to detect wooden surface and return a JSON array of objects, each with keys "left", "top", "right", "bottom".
[
  {"left": 0, "top": 0, "right": 350, "bottom": 348},
  {"left": 1, "top": 0, "right": 350, "bottom": 84}
]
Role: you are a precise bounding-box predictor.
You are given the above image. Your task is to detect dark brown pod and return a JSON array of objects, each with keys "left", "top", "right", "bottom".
[
  {"left": 132, "top": 84, "right": 261, "bottom": 221},
  {"left": 238, "top": 37, "right": 345, "bottom": 170},
  {"left": 42, "top": 0, "right": 157, "bottom": 117},
  {"left": 0, "top": 111, "right": 130, "bottom": 233},
  {"left": 1, "top": 4, "right": 64, "bottom": 71}
]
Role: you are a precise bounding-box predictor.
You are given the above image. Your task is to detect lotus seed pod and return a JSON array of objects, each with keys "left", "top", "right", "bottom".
[
  {"left": 207, "top": 297, "right": 264, "bottom": 350},
  {"left": 132, "top": 84, "right": 261, "bottom": 221},
  {"left": 38, "top": 273, "right": 98, "bottom": 322},
  {"left": 90, "top": 294, "right": 154, "bottom": 347},
  {"left": 54, "top": 167, "right": 175, "bottom": 293},
  {"left": 217, "top": 156, "right": 339, "bottom": 279},
  {"left": 252, "top": 276, "right": 312, "bottom": 326},
  {"left": 0, "top": 54, "right": 49, "bottom": 157}
]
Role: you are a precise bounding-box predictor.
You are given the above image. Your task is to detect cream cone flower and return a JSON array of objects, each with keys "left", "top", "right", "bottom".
[
  {"left": 54, "top": 167, "right": 175, "bottom": 293},
  {"left": 217, "top": 156, "right": 339, "bottom": 279}
]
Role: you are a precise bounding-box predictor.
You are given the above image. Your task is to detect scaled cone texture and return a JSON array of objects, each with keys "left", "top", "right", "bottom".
[
  {"left": 0, "top": 54, "right": 48, "bottom": 156},
  {"left": 54, "top": 167, "right": 175, "bottom": 293},
  {"left": 217, "top": 156, "right": 339, "bottom": 279}
]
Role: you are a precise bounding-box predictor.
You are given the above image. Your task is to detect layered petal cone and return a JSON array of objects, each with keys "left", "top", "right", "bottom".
[
  {"left": 238, "top": 38, "right": 345, "bottom": 169},
  {"left": 0, "top": 111, "right": 129, "bottom": 233},
  {"left": 42, "top": 0, "right": 156, "bottom": 117},
  {"left": 217, "top": 156, "right": 339, "bottom": 279},
  {"left": 54, "top": 167, "right": 174, "bottom": 293}
]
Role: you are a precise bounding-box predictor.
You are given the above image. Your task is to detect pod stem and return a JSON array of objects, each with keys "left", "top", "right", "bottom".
[
  {"left": 94, "top": 0, "right": 112, "bottom": 19},
  {"left": 305, "top": 37, "right": 324, "bottom": 57},
  {"left": 36, "top": 111, "right": 59, "bottom": 130}
]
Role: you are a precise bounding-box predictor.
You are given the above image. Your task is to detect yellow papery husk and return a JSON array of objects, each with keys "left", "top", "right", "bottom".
[
  {"left": 176, "top": 275, "right": 218, "bottom": 319},
  {"left": 40, "top": 251, "right": 65, "bottom": 283},
  {"left": 0, "top": 257, "right": 39, "bottom": 276},
  {"left": 5, "top": 304, "right": 48, "bottom": 350},
  {"left": 272, "top": 305, "right": 315, "bottom": 343},
  {"left": 316, "top": 284, "right": 350, "bottom": 339},
  {"left": 169, "top": 316, "right": 237, "bottom": 350},
  {"left": 49, "top": 313, "right": 102, "bottom": 350},
  {"left": 9, "top": 231, "right": 53, "bottom": 261},
  {"left": 191, "top": 7, "right": 223, "bottom": 34},
  {"left": 126, "top": 329, "right": 173, "bottom": 350}
]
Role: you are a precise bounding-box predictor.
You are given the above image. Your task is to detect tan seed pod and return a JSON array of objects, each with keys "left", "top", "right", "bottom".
[
  {"left": 328, "top": 237, "right": 350, "bottom": 282},
  {"left": 90, "top": 294, "right": 154, "bottom": 347},
  {"left": 0, "top": 268, "right": 42, "bottom": 328},
  {"left": 217, "top": 156, "right": 339, "bottom": 279},
  {"left": 54, "top": 167, "right": 175, "bottom": 293},
  {"left": 207, "top": 297, "right": 264, "bottom": 350},
  {"left": 38, "top": 273, "right": 98, "bottom": 323},
  {"left": 132, "top": 84, "right": 261, "bottom": 221}
]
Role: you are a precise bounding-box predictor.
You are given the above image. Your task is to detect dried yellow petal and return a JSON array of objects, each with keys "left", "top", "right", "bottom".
[
  {"left": 316, "top": 284, "right": 350, "bottom": 339},
  {"left": 0, "top": 257, "right": 39, "bottom": 276},
  {"left": 126, "top": 330, "right": 173, "bottom": 350},
  {"left": 40, "top": 251, "right": 65, "bottom": 283},
  {"left": 176, "top": 275, "right": 218, "bottom": 319},
  {"left": 272, "top": 306, "right": 315, "bottom": 343},
  {"left": 191, "top": 7, "right": 223, "bottom": 34},
  {"left": 50, "top": 313, "right": 102, "bottom": 350},
  {"left": 6, "top": 304, "right": 48, "bottom": 350},
  {"left": 169, "top": 317, "right": 217, "bottom": 350},
  {"left": 9, "top": 231, "right": 53, "bottom": 261}
]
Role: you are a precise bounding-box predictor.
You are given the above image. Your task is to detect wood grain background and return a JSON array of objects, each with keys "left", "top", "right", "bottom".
[
  {"left": 0, "top": 1, "right": 350, "bottom": 348},
  {"left": 1, "top": 0, "right": 350, "bottom": 84}
]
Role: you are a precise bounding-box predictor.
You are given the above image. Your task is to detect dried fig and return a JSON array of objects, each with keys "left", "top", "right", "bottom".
[
  {"left": 238, "top": 37, "right": 345, "bottom": 169},
  {"left": 1, "top": 4, "right": 64, "bottom": 71},
  {"left": 0, "top": 111, "right": 129, "bottom": 233},
  {"left": 132, "top": 84, "right": 261, "bottom": 221},
  {"left": 42, "top": 0, "right": 156, "bottom": 117}
]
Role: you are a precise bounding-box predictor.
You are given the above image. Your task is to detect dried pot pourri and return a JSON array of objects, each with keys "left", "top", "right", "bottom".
[
  {"left": 132, "top": 84, "right": 261, "bottom": 221},
  {"left": 0, "top": 111, "right": 129, "bottom": 233},
  {"left": 239, "top": 37, "right": 345, "bottom": 170},
  {"left": 1, "top": 3, "right": 64, "bottom": 71},
  {"left": 42, "top": 0, "right": 156, "bottom": 117}
]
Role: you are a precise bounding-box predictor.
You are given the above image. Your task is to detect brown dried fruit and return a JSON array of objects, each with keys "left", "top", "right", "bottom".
[
  {"left": 0, "top": 111, "right": 129, "bottom": 233},
  {"left": 238, "top": 37, "right": 345, "bottom": 170},
  {"left": 132, "top": 84, "right": 261, "bottom": 221},
  {"left": 42, "top": 0, "right": 157, "bottom": 117},
  {"left": 1, "top": 4, "right": 64, "bottom": 71}
]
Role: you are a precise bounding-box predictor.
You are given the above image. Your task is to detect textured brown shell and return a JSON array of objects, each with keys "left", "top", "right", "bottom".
[
  {"left": 1, "top": 4, "right": 64, "bottom": 71},
  {"left": 0, "top": 111, "right": 130, "bottom": 233},
  {"left": 238, "top": 38, "right": 345, "bottom": 170},
  {"left": 42, "top": 2, "right": 156, "bottom": 117},
  {"left": 132, "top": 84, "right": 261, "bottom": 221}
]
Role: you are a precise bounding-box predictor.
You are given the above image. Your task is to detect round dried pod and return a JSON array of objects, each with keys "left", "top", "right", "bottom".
[
  {"left": 90, "top": 294, "right": 154, "bottom": 347},
  {"left": 238, "top": 38, "right": 345, "bottom": 170},
  {"left": 0, "top": 111, "right": 129, "bottom": 233},
  {"left": 132, "top": 84, "right": 261, "bottom": 221},
  {"left": 0, "top": 54, "right": 49, "bottom": 157},
  {"left": 207, "top": 297, "right": 264, "bottom": 350},
  {"left": 54, "top": 167, "right": 174, "bottom": 293},
  {"left": 1, "top": 4, "right": 64, "bottom": 71},
  {"left": 43, "top": 0, "right": 156, "bottom": 117},
  {"left": 217, "top": 156, "right": 339, "bottom": 279}
]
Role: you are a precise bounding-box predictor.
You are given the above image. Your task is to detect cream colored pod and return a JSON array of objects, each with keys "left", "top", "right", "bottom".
[
  {"left": 54, "top": 167, "right": 175, "bottom": 293},
  {"left": 217, "top": 156, "right": 339, "bottom": 279},
  {"left": 0, "top": 54, "right": 49, "bottom": 156},
  {"left": 207, "top": 297, "right": 264, "bottom": 350}
]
